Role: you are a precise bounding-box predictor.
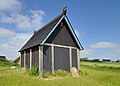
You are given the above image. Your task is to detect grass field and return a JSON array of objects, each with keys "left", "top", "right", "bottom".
[{"left": 0, "top": 61, "right": 120, "bottom": 86}]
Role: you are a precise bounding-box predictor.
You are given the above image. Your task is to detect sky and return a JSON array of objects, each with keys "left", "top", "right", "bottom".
[{"left": 0, "top": 0, "right": 120, "bottom": 61}]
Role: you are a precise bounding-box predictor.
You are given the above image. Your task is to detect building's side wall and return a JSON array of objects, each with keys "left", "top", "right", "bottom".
[
  {"left": 72, "top": 49, "right": 78, "bottom": 69},
  {"left": 20, "top": 46, "right": 40, "bottom": 68},
  {"left": 46, "top": 19, "right": 79, "bottom": 48},
  {"left": 20, "top": 45, "right": 79, "bottom": 71},
  {"left": 43, "top": 45, "right": 52, "bottom": 72},
  {"left": 26, "top": 49, "right": 30, "bottom": 68},
  {"left": 54, "top": 46, "right": 70, "bottom": 72},
  {"left": 21, "top": 51, "right": 24, "bottom": 67},
  {"left": 32, "top": 46, "right": 39, "bottom": 67}
]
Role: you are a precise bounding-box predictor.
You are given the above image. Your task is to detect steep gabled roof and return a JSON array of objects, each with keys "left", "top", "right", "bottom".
[
  {"left": 19, "top": 12, "right": 83, "bottom": 52},
  {"left": 19, "top": 13, "right": 63, "bottom": 51}
]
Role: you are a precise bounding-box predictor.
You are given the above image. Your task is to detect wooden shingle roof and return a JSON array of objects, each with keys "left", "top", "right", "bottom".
[
  {"left": 19, "top": 14, "right": 63, "bottom": 51},
  {"left": 19, "top": 11, "right": 83, "bottom": 52}
]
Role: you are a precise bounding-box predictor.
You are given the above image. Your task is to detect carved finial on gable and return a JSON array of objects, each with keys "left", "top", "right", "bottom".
[{"left": 62, "top": 6, "right": 67, "bottom": 15}]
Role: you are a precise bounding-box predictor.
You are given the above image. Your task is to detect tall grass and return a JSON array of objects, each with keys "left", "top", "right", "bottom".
[
  {"left": 29, "top": 65, "right": 39, "bottom": 76},
  {"left": 81, "top": 61, "right": 120, "bottom": 72},
  {"left": 0, "top": 62, "right": 120, "bottom": 86},
  {"left": 42, "top": 70, "right": 69, "bottom": 78}
]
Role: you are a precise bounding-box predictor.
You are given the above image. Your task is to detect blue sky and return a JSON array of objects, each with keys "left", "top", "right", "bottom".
[{"left": 0, "top": 0, "right": 120, "bottom": 60}]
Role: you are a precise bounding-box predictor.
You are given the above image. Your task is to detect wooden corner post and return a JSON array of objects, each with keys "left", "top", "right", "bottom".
[
  {"left": 77, "top": 49, "right": 80, "bottom": 70},
  {"left": 69, "top": 47, "right": 72, "bottom": 71},
  {"left": 51, "top": 44, "right": 54, "bottom": 72}
]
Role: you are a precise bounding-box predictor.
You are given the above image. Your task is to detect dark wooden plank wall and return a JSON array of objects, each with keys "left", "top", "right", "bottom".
[
  {"left": 32, "top": 46, "right": 39, "bottom": 67},
  {"left": 25, "top": 49, "right": 30, "bottom": 68},
  {"left": 54, "top": 47, "right": 70, "bottom": 71},
  {"left": 72, "top": 49, "right": 78, "bottom": 69},
  {"left": 43, "top": 45, "right": 52, "bottom": 72},
  {"left": 54, "top": 47, "right": 61, "bottom": 70},
  {"left": 61, "top": 47, "right": 70, "bottom": 71},
  {"left": 46, "top": 19, "right": 79, "bottom": 48},
  {"left": 21, "top": 51, "right": 24, "bottom": 67}
]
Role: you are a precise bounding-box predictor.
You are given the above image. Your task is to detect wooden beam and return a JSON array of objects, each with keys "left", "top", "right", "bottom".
[
  {"left": 24, "top": 51, "right": 26, "bottom": 68},
  {"left": 79, "top": 50, "right": 80, "bottom": 70},
  {"left": 30, "top": 49, "right": 32, "bottom": 69},
  {"left": 51, "top": 44, "right": 54, "bottom": 72},
  {"left": 39, "top": 46, "right": 43, "bottom": 76},
  {"left": 69, "top": 47, "right": 72, "bottom": 71},
  {"left": 77, "top": 49, "right": 80, "bottom": 70},
  {"left": 44, "top": 43, "right": 77, "bottom": 49}
]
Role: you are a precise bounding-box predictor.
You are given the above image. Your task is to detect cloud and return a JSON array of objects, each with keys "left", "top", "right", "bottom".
[
  {"left": 0, "top": 0, "right": 21, "bottom": 12},
  {"left": 0, "top": 0, "right": 45, "bottom": 31},
  {"left": 30, "top": 10, "right": 45, "bottom": 29},
  {"left": 99, "top": 49, "right": 120, "bottom": 60},
  {"left": 81, "top": 42, "right": 120, "bottom": 60},
  {"left": 81, "top": 48, "right": 120, "bottom": 60},
  {"left": 0, "top": 28, "right": 15, "bottom": 38},
  {"left": 81, "top": 49, "right": 95, "bottom": 58},
  {"left": 0, "top": 28, "right": 32, "bottom": 59},
  {"left": 0, "top": 10, "right": 45, "bottom": 30},
  {"left": 90, "top": 42, "right": 118, "bottom": 49},
  {"left": 114, "top": 50, "right": 120, "bottom": 53},
  {"left": 0, "top": 0, "right": 45, "bottom": 60}
]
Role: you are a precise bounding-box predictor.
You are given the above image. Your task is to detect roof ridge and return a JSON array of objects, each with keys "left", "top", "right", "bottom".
[{"left": 36, "top": 13, "right": 64, "bottom": 33}]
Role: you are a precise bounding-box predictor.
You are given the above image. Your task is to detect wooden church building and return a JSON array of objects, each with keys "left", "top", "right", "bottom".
[{"left": 19, "top": 8, "right": 83, "bottom": 73}]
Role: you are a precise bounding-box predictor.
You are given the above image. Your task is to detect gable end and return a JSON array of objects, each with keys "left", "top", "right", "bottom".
[
  {"left": 46, "top": 19, "right": 79, "bottom": 48},
  {"left": 41, "top": 15, "right": 83, "bottom": 50}
]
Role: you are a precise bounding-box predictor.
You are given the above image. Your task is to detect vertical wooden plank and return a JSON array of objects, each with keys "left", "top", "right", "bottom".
[
  {"left": 36, "top": 46, "right": 39, "bottom": 66},
  {"left": 52, "top": 44, "right": 54, "bottom": 72},
  {"left": 72, "top": 49, "right": 78, "bottom": 69},
  {"left": 43, "top": 46, "right": 52, "bottom": 72},
  {"left": 77, "top": 49, "right": 80, "bottom": 70},
  {"left": 24, "top": 51, "right": 26, "bottom": 68},
  {"left": 30, "top": 49, "right": 32, "bottom": 69},
  {"left": 69, "top": 47, "right": 72, "bottom": 71},
  {"left": 21, "top": 52, "right": 24, "bottom": 67},
  {"left": 54, "top": 46, "right": 61, "bottom": 70},
  {"left": 62, "top": 47, "right": 70, "bottom": 71},
  {"left": 25, "top": 50, "right": 30, "bottom": 68}
]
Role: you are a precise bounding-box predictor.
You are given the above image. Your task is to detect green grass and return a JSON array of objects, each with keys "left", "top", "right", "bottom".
[
  {"left": 0, "top": 62, "right": 120, "bottom": 86},
  {"left": 81, "top": 61, "right": 120, "bottom": 72},
  {"left": 29, "top": 65, "right": 39, "bottom": 76}
]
